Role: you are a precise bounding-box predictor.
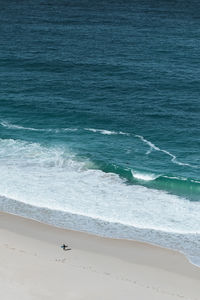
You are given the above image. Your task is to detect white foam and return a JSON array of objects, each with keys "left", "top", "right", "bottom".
[
  {"left": 162, "top": 175, "right": 186, "bottom": 181},
  {"left": 3, "top": 121, "right": 197, "bottom": 171},
  {"left": 84, "top": 128, "right": 130, "bottom": 136},
  {"left": 0, "top": 138, "right": 199, "bottom": 235},
  {"left": 131, "top": 170, "right": 160, "bottom": 181},
  {"left": 1, "top": 121, "right": 41, "bottom": 131},
  {"left": 191, "top": 179, "right": 200, "bottom": 184},
  {"left": 119, "top": 131, "right": 130, "bottom": 136},
  {"left": 0, "top": 121, "right": 78, "bottom": 133},
  {"left": 135, "top": 134, "right": 199, "bottom": 169},
  {"left": 135, "top": 135, "right": 160, "bottom": 151},
  {"left": 1, "top": 120, "right": 198, "bottom": 170},
  {"left": 62, "top": 128, "right": 78, "bottom": 132}
]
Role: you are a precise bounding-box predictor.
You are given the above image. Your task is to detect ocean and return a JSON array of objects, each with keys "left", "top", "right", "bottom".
[{"left": 0, "top": 0, "right": 199, "bottom": 265}]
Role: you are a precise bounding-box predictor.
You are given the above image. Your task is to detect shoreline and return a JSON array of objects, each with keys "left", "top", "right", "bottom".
[
  {"left": 0, "top": 198, "right": 199, "bottom": 267},
  {"left": 0, "top": 211, "right": 200, "bottom": 299},
  {"left": 1, "top": 209, "right": 200, "bottom": 270}
]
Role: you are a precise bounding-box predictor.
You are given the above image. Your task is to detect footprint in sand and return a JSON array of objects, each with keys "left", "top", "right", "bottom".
[{"left": 104, "top": 272, "right": 110, "bottom": 276}]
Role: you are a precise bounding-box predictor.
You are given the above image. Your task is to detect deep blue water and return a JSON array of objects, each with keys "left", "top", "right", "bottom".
[{"left": 0, "top": 0, "right": 199, "bottom": 264}]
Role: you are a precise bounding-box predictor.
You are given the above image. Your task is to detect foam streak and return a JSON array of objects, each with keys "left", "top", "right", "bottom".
[
  {"left": 0, "top": 121, "right": 77, "bottom": 133},
  {"left": 135, "top": 135, "right": 199, "bottom": 169},
  {"left": 84, "top": 128, "right": 130, "bottom": 136}
]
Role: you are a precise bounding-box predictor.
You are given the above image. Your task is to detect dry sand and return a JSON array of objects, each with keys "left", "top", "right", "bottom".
[{"left": 0, "top": 211, "right": 199, "bottom": 300}]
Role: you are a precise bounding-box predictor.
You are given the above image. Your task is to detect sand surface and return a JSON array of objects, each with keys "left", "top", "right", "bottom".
[{"left": 0, "top": 212, "right": 199, "bottom": 300}]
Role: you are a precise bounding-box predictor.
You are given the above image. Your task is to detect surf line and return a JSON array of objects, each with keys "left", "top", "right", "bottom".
[
  {"left": 1, "top": 120, "right": 198, "bottom": 169},
  {"left": 84, "top": 128, "right": 198, "bottom": 169},
  {"left": 0, "top": 121, "right": 78, "bottom": 133},
  {"left": 135, "top": 135, "right": 199, "bottom": 169}
]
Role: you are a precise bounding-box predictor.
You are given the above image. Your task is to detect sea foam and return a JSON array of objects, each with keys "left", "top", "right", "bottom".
[
  {"left": 135, "top": 134, "right": 199, "bottom": 169},
  {"left": 1, "top": 120, "right": 199, "bottom": 170},
  {"left": 0, "top": 138, "right": 199, "bottom": 267},
  {"left": 0, "top": 138, "right": 199, "bottom": 235},
  {"left": 84, "top": 128, "right": 130, "bottom": 136},
  {"left": 131, "top": 170, "right": 160, "bottom": 181},
  {"left": 0, "top": 121, "right": 78, "bottom": 133}
]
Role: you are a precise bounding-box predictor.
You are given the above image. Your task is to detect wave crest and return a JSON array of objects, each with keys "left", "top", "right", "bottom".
[
  {"left": 131, "top": 170, "right": 160, "bottom": 181},
  {"left": 1, "top": 121, "right": 198, "bottom": 169},
  {"left": 0, "top": 138, "right": 199, "bottom": 233},
  {"left": 84, "top": 128, "right": 130, "bottom": 136},
  {"left": 135, "top": 134, "right": 199, "bottom": 169},
  {"left": 0, "top": 121, "right": 78, "bottom": 133}
]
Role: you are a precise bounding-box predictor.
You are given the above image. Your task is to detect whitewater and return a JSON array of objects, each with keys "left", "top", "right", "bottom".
[
  {"left": 0, "top": 135, "right": 199, "bottom": 267},
  {"left": 0, "top": 0, "right": 199, "bottom": 269}
]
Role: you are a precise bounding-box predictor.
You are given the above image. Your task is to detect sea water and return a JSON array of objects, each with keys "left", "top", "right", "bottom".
[{"left": 0, "top": 0, "right": 199, "bottom": 266}]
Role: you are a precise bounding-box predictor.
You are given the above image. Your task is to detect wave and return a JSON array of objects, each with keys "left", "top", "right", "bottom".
[
  {"left": 84, "top": 128, "right": 130, "bottom": 136},
  {"left": 0, "top": 137, "right": 199, "bottom": 266},
  {"left": 0, "top": 121, "right": 128, "bottom": 136},
  {"left": 130, "top": 170, "right": 200, "bottom": 202},
  {"left": 1, "top": 121, "right": 198, "bottom": 170},
  {"left": 93, "top": 159, "right": 200, "bottom": 191},
  {"left": 1, "top": 121, "right": 42, "bottom": 131},
  {"left": 130, "top": 169, "right": 200, "bottom": 185},
  {"left": 82, "top": 129, "right": 199, "bottom": 169},
  {"left": 131, "top": 170, "right": 160, "bottom": 181},
  {"left": 0, "top": 121, "right": 78, "bottom": 133},
  {"left": 131, "top": 170, "right": 190, "bottom": 183},
  {"left": 0, "top": 137, "right": 199, "bottom": 233},
  {"left": 98, "top": 160, "right": 200, "bottom": 200},
  {"left": 135, "top": 134, "right": 199, "bottom": 169}
]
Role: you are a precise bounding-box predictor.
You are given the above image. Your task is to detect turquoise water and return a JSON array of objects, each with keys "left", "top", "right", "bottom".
[{"left": 0, "top": 0, "right": 199, "bottom": 264}]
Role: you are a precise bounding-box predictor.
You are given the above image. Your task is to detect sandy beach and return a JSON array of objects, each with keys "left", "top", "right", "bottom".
[{"left": 0, "top": 212, "right": 199, "bottom": 300}]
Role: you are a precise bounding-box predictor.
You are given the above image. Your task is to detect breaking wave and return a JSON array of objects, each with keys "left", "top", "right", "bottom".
[
  {"left": 0, "top": 137, "right": 199, "bottom": 266},
  {"left": 0, "top": 137, "right": 199, "bottom": 233},
  {"left": 131, "top": 170, "right": 160, "bottom": 181},
  {"left": 1, "top": 120, "right": 199, "bottom": 171}
]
